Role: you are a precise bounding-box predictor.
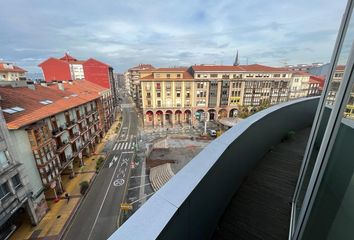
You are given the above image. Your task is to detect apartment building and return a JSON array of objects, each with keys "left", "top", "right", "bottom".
[
  {"left": 125, "top": 64, "right": 155, "bottom": 109},
  {"left": 326, "top": 65, "right": 345, "bottom": 105},
  {"left": 0, "top": 62, "right": 26, "bottom": 81},
  {"left": 0, "top": 109, "right": 45, "bottom": 239},
  {"left": 0, "top": 80, "right": 114, "bottom": 203},
  {"left": 140, "top": 64, "right": 315, "bottom": 127},
  {"left": 39, "top": 53, "right": 119, "bottom": 107}
]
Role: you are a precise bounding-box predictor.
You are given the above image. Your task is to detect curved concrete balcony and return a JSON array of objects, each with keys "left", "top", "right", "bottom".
[{"left": 109, "top": 97, "right": 320, "bottom": 240}]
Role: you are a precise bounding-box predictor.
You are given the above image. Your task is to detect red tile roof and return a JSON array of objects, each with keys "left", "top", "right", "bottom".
[
  {"left": 59, "top": 53, "right": 77, "bottom": 62},
  {"left": 0, "top": 64, "right": 27, "bottom": 73},
  {"left": 153, "top": 67, "right": 188, "bottom": 72},
  {"left": 191, "top": 64, "right": 288, "bottom": 72},
  {"left": 336, "top": 65, "right": 345, "bottom": 71},
  {"left": 140, "top": 70, "right": 193, "bottom": 80},
  {"left": 129, "top": 64, "right": 155, "bottom": 71},
  {"left": 0, "top": 80, "right": 107, "bottom": 129},
  {"left": 310, "top": 75, "right": 325, "bottom": 89}
]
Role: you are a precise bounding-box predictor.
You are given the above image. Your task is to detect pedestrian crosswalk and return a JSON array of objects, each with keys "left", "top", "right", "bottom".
[{"left": 112, "top": 135, "right": 136, "bottom": 151}]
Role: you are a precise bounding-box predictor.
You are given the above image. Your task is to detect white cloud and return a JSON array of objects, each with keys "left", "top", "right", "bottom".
[{"left": 0, "top": 0, "right": 348, "bottom": 73}]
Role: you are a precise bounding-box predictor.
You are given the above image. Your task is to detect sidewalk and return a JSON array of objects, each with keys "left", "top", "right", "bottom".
[{"left": 10, "top": 113, "right": 122, "bottom": 240}]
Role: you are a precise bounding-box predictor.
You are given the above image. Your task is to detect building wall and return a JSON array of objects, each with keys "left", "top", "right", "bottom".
[
  {"left": 0, "top": 72, "right": 26, "bottom": 81},
  {"left": 83, "top": 60, "right": 110, "bottom": 89},
  {"left": 40, "top": 58, "right": 71, "bottom": 81},
  {"left": 69, "top": 64, "right": 85, "bottom": 80},
  {"left": 9, "top": 130, "right": 44, "bottom": 196}
]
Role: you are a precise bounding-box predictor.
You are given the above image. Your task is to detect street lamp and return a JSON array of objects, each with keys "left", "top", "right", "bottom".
[{"left": 203, "top": 112, "right": 210, "bottom": 135}]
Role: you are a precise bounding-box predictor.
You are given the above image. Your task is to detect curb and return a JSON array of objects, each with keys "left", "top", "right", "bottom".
[{"left": 59, "top": 115, "right": 124, "bottom": 240}]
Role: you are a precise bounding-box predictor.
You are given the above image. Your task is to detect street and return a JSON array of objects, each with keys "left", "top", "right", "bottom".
[{"left": 63, "top": 95, "right": 138, "bottom": 240}]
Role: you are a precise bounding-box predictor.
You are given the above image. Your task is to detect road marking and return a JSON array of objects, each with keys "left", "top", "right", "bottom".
[
  {"left": 87, "top": 153, "right": 123, "bottom": 240},
  {"left": 113, "top": 179, "right": 125, "bottom": 186},
  {"left": 124, "top": 142, "right": 128, "bottom": 149},
  {"left": 129, "top": 192, "right": 154, "bottom": 205},
  {"left": 109, "top": 162, "right": 113, "bottom": 168},
  {"left": 128, "top": 183, "right": 150, "bottom": 191},
  {"left": 113, "top": 143, "right": 118, "bottom": 151},
  {"left": 116, "top": 143, "right": 122, "bottom": 150},
  {"left": 127, "top": 142, "right": 131, "bottom": 149},
  {"left": 130, "top": 175, "right": 148, "bottom": 178}
]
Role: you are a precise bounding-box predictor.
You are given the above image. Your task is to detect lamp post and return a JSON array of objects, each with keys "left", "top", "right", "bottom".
[{"left": 203, "top": 112, "right": 210, "bottom": 135}]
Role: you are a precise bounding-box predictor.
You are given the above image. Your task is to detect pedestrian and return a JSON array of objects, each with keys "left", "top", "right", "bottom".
[{"left": 65, "top": 193, "right": 70, "bottom": 203}]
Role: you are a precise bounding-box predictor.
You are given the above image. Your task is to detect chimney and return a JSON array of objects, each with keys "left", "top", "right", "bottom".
[
  {"left": 26, "top": 81, "right": 35, "bottom": 90},
  {"left": 58, "top": 81, "right": 65, "bottom": 91},
  {"left": 68, "top": 80, "right": 73, "bottom": 85}
]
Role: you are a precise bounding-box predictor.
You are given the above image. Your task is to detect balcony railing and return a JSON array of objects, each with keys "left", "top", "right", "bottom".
[
  {"left": 52, "top": 125, "right": 66, "bottom": 137},
  {"left": 66, "top": 120, "right": 77, "bottom": 129},
  {"left": 108, "top": 97, "right": 320, "bottom": 240},
  {"left": 56, "top": 139, "right": 70, "bottom": 153}
]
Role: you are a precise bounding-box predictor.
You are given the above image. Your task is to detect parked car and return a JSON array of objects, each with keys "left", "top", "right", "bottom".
[{"left": 208, "top": 129, "right": 217, "bottom": 137}]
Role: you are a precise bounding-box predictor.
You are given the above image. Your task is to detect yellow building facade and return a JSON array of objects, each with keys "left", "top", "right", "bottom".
[{"left": 139, "top": 64, "right": 319, "bottom": 127}]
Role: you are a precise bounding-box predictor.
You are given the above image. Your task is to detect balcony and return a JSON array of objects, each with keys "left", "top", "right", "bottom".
[
  {"left": 52, "top": 125, "right": 65, "bottom": 137},
  {"left": 56, "top": 139, "right": 70, "bottom": 153},
  {"left": 66, "top": 120, "right": 77, "bottom": 129},
  {"left": 108, "top": 97, "right": 319, "bottom": 240},
  {"left": 69, "top": 132, "right": 80, "bottom": 143}
]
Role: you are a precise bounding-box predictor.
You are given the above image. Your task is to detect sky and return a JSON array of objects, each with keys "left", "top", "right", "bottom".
[{"left": 0, "top": 0, "right": 348, "bottom": 75}]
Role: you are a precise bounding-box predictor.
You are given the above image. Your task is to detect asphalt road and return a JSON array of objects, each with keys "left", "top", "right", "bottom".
[{"left": 63, "top": 96, "right": 138, "bottom": 240}]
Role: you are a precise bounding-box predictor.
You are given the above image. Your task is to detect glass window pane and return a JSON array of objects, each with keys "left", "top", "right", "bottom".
[
  {"left": 302, "top": 93, "right": 354, "bottom": 239},
  {"left": 0, "top": 151, "right": 9, "bottom": 169},
  {"left": 293, "top": 6, "right": 354, "bottom": 233}
]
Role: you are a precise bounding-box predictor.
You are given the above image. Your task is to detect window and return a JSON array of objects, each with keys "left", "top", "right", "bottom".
[
  {"left": 282, "top": 74, "right": 287, "bottom": 77},
  {"left": 156, "top": 83, "right": 161, "bottom": 89},
  {"left": 12, "top": 174, "right": 22, "bottom": 190},
  {"left": 176, "top": 92, "right": 181, "bottom": 98},
  {"left": 0, "top": 151, "right": 10, "bottom": 169},
  {"left": 167, "top": 74, "right": 170, "bottom": 78},
  {"left": 295, "top": 78, "right": 299, "bottom": 83},
  {"left": 274, "top": 74, "right": 280, "bottom": 77},
  {"left": 157, "top": 100, "right": 161, "bottom": 107},
  {"left": 177, "top": 74, "right": 181, "bottom": 78},
  {"left": 210, "top": 74, "right": 218, "bottom": 78},
  {"left": 0, "top": 182, "right": 10, "bottom": 200},
  {"left": 146, "top": 92, "right": 151, "bottom": 98},
  {"left": 197, "top": 74, "right": 201, "bottom": 78},
  {"left": 157, "top": 92, "right": 161, "bottom": 98},
  {"left": 186, "top": 91, "right": 190, "bottom": 98}
]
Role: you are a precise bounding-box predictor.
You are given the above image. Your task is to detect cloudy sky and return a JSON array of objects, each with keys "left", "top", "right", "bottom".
[{"left": 0, "top": 0, "right": 347, "bottom": 74}]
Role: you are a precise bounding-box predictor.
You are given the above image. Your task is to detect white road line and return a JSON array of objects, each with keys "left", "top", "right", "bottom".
[
  {"left": 113, "top": 143, "right": 118, "bottom": 151},
  {"left": 116, "top": 143, "right": 122, "bottom": 150},
  {"left": 109, "top": 162, "right": 113, "bottom": 168},
  {"left": 130, "top": 175, "right": 148, "bottom": 178},
  {"left": 128, "top": 183, "right": 151, "bottom": 191},
  {"left": 130, "top": 192, "right": 154, "bottom": 205},
  {"left": 87, "top": 153, "right": 123, "bottom": 240},
  {"left": 127, "top": 142, "right": 132, "bottom": 149},
  {"left": 124, "top": 142, "right": 128, "bottom": 149}
]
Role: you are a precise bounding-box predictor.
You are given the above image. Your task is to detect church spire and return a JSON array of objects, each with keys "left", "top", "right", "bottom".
[{"left": 233, "top": 50, "right": 240, "bottom": 66}]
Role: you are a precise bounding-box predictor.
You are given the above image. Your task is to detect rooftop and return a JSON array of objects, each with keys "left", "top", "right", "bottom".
[
  {"left": 191, "top": 64, "right": 289, "bottom": 72},
  {"left": 0, "top": 62, "right": 27, "bottom": 73},
  {"left": 0, "top": 80, "right": 107, "bottom": 129}
]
